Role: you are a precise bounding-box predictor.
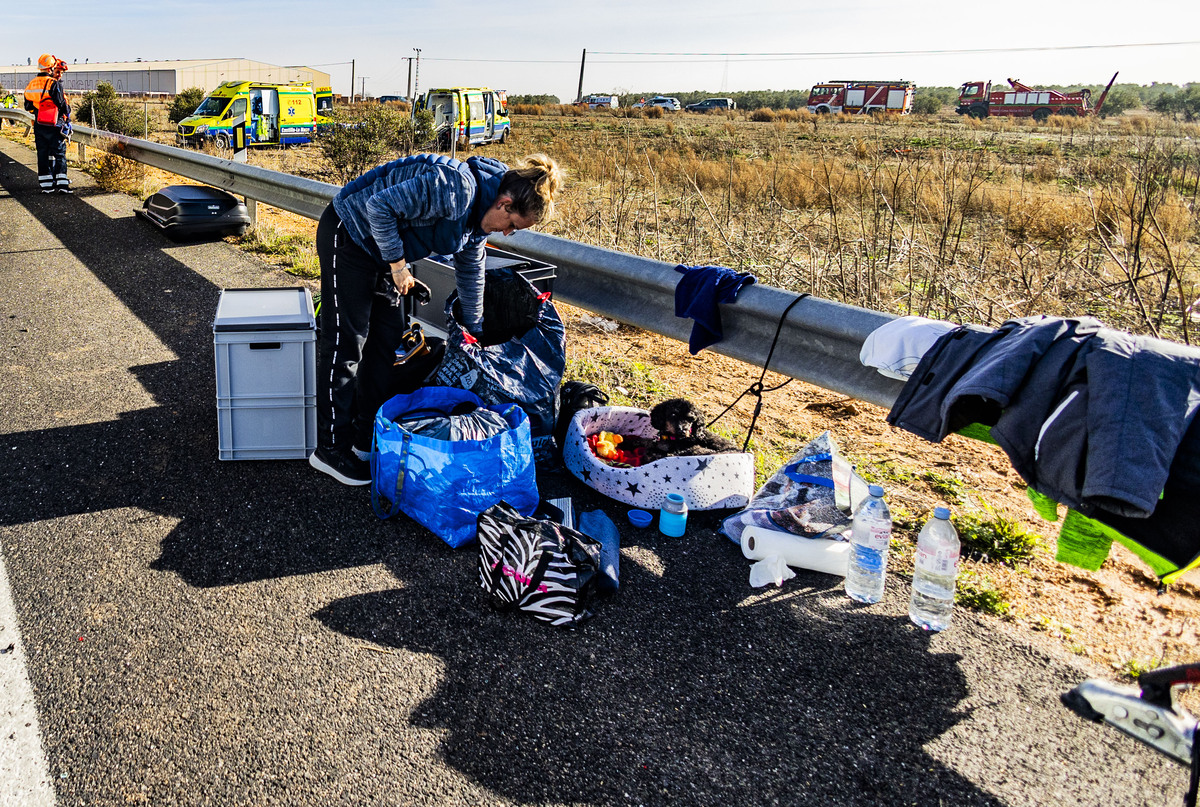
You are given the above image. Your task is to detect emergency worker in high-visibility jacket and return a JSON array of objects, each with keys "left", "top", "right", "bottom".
[{"left": 23, "top": 54, "right": 72, "bottom": 194}]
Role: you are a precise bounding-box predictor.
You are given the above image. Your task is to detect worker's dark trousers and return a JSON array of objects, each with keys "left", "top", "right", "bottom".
[
  {"left": 32, "top": 124, "right": 68, "bottom": 191},
  {"left": 314, "top": 204, "right": 408, "bottom": 453}
]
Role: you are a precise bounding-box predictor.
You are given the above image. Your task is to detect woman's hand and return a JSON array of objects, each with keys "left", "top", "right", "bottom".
[{"left": 390, "top": 260, "right": 415, "bottom": 294}]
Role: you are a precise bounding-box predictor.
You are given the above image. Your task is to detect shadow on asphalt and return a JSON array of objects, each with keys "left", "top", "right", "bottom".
[
  {"left": 0, "top": 154, "right": 394, "bottom": 583},
  {"left": 2, "top": 155, "right": 1003, "bottom": 806},
  {"left": 316, "top": 524, "right": 1004, "bottom": 806}
]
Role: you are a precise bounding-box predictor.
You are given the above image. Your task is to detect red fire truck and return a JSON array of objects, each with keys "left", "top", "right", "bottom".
[
  {"left": 806, "top": 80, "right": 916, "bottom": 115},
  {"left": 955, "top": 73, "right": 1118, "bottom": 120}
]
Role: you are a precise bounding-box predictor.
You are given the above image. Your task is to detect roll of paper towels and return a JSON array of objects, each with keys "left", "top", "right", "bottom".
[{"left": 741, "top": 526, "right": 851, "bottom": 577}]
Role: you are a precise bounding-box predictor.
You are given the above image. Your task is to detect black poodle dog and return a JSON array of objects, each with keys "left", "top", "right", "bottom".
[{"left": 648, "top": 398, "right": 740, "bottom": 456}]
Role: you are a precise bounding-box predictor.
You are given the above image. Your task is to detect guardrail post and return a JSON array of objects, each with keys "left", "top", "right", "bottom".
[
  {"left": 245, "top": 198, "right": 257, "bottom": 229},
  {"left": 77, "top": 141, "right": 86, "bottom": 162}
]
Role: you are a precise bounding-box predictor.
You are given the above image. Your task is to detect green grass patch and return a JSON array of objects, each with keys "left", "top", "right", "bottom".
[
  {"left": 922, "top": 469, "right": 965, "bottom": 502},
  {"left": 956, "top": 570, "right": 1011, "bottom": 616},
  {"left": 236, "top": 226, "right": 319, "bottom": 278},
  {"left": 562, "top": 356, "right": 670, "bottom": 410},
  {"left": 855, "top": 458, "right": 918, "bottom": 487},
  {"left": 954, "top": 508, "right": 1040, "bottom": 566},
  {"left": 1118, "top": 656, "right": 1167, "bottom": 680}
]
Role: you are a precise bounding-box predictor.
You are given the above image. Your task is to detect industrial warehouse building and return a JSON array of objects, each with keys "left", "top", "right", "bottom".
[{"left": 0, "top": 59, "right": 331, "bottom": 96}]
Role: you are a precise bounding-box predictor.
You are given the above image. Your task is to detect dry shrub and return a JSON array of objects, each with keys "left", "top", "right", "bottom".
[
  {"left": 1047, "top": 114, "right": 1091, "bottom": 132},
  {"left": 1030, "top": 158, "right": 1060, "bottom": 182},
  {"left": 851, "top": 139, "right": 870, "bottom": 159},
  {"left": 556, "top": 104, "right": 587, "bottom": 117},
  {"left": 770, "top": 163, "right": 818, "bottom": 208},
  {"left": 749, "top": 107, "right": 775, "bottom": 123},
  {"left": 1004, "top": 195, "right": 1089, "bottom": 244},
  {"left": 691, "top": 159, "right": 727, "bottom": 192},
  {"left": 1117, "top": 115, "right": 1154, "bottom": 135},
  {"left": 1154, "top": 194, "right": 1195, "bottom": 243},
  {"left": 775, "top": 109, "right": 800, "bottom": 123},
  {"left": 644, "top": 106, "right": 663, "bottom": 119},
  {"left": 1078, "top": 155, "right": 1124, "bottom": 184},
  {"left": 511, "top": 103, "right": 543, "bottom": 116},
  {"left": 88, "top": 152, "right": 145, "bottom": 194}
]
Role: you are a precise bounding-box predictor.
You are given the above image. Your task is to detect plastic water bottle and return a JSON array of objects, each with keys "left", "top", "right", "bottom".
[
  {"left": 909, "top": 507, "right": 960, "bottom": 632},
  {"left": 659, "top": 493, "right": 688, "bottom": 537},
  {"left": 845, "top": 484, "right": 891, "bottom": 603}
]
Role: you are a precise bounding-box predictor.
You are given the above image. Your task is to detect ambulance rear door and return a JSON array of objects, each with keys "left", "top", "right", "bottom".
[{"left": 466, "top": 90, "right": 485, "bottom": 144}]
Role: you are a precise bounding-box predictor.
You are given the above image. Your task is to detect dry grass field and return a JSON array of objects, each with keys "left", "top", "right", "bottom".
[{"left": 6, "top": 104, "right": 1199, "bottom": 690}]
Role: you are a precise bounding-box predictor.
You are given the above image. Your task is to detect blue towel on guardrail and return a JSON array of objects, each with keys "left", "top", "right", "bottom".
[{"left": 674, "top": 265, "right": 757, "bottom": 354}]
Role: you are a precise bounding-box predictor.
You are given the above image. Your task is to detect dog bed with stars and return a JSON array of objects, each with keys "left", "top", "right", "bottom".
[{"left": 563, "top": 406, "right": 755, "bottom": 511}]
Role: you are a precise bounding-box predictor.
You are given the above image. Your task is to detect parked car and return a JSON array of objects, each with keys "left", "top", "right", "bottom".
[
  {"left": 685, "top": 97, "right": 736, "bottom": 112},
  {"left": 377, "top": 95, "right": 408, "bottom": 104},
  {"left": 577, "top": 93, "right": 619, "bottom": 109},
  {"left": 634, "top": 95, "right": 681, "bottom": 111}
]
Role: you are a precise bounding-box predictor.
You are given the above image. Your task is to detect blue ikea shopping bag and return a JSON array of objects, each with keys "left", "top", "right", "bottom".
[{"left": 371, "top": 387, "right": 539, "bottom": 548}]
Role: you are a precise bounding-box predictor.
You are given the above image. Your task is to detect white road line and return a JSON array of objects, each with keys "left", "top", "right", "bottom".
[{"left": 0, "top": 549, "right": 56, "bottom": 807}]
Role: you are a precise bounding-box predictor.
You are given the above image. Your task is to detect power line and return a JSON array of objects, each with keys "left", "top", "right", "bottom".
[
  {"left": 590, "top": 40, "right": 1200, "bottom": 59},
  {"left": 383, "top": 40, "right": 1200, "bottom": 67},
  {"left": 416, "top": 57, "right": 577, "bottom": 64}
]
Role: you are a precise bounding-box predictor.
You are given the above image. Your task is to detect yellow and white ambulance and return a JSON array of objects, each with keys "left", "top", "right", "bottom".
[
  {"left": 176, "top": 81, "right": 333, "bottom": 147},
  {"left": 420, "top": 87, "right": 510, "bottom": 147}
]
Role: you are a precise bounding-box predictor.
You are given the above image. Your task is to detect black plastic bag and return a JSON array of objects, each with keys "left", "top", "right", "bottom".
[
  {"left": 434, "top": 267, "right": 566, "bottom": 468},
  {"left": 554, "top": 381, "right": 609, "bottom": 462}
]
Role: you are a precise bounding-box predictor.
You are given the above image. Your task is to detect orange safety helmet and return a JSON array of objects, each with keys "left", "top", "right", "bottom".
[{"left": 37, "top": 53, "right": 57, "bottom": 71}]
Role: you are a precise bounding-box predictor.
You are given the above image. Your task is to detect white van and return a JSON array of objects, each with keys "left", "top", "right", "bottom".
[{"left": 579, "top": 93, "right": 619, "bottom": 109}]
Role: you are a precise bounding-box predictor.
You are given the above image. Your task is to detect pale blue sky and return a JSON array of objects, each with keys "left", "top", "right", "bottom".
[{"left": 6, "top": 0, "right": 1198, "bottom": 100}]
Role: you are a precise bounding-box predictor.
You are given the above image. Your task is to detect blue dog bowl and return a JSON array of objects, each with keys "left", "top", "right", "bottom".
[{"left": 627, "top": 509, "right": 653, "bottom": 528}]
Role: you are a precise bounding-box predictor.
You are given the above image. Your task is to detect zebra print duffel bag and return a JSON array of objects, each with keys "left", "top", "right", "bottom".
[{"left": 477, "top": 501, "right": 603, "bottom": 628}]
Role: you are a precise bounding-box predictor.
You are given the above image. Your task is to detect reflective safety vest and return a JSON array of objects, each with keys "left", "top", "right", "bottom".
[{"left": 24, "top": 75, "right": 61, "bottom": 125}]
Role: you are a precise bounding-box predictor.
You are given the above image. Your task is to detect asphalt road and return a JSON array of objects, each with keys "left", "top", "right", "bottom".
[{"left": 0, "top": 136, "right": 1188, "bottom": 806}]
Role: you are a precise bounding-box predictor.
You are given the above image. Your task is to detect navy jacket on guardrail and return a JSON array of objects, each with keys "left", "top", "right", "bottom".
[{"left": 887, "top": 315, "right": 1200, "bottom": 568}]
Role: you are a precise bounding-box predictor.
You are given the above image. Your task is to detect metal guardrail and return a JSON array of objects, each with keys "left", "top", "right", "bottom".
[{"left": 0, "top": 108, "right": 905, "bottom": 408}]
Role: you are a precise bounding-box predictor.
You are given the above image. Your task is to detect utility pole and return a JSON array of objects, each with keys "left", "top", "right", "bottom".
[
  {"left": 405, "top": 57, "right": 413, "bottom": 101},
  {"left": 576, "top": 48, "right": 586, "bottom": 104},
  {"left": 350, "top": 59, "right": 355, "bottom": 102},
  {"left": 413, "top": 48, "right": 421, "bottom": 101},
  {"left": 360, "top": 76, "right": 369, "bottom": 101}
]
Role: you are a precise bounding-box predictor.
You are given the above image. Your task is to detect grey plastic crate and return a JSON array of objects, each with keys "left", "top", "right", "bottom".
[
  {"left": 214, "top": 331, "right": 316, "bottom": 400},
  {"left": 216, "top": 396, "right": 316, "bottom": 461},
  {"left": 213, "top": 287, "right": 317, "bottom": 460}
]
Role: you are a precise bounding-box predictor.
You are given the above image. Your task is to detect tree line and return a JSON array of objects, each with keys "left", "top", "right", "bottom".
[{"left": 510, "top": 81, "right": 1197, "bottom": 117}]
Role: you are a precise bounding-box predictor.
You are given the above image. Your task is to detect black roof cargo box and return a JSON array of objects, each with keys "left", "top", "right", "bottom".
[{"left": 137, "top": 185, "right": 252, "bottom": 241}]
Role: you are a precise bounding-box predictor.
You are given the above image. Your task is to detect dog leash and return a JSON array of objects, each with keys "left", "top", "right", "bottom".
[{"left": 706, "top": 293, "right": 810, "bottom": 453}]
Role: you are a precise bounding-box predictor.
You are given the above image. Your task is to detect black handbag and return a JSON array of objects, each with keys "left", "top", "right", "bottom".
[{"left": 477, "top": 501, "right": 602, "bottom": 628}]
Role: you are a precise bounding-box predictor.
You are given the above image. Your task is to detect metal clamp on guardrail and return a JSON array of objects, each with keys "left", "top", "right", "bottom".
[{"left": 0, "top": 107, "right": 904, "bottom": 408}]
